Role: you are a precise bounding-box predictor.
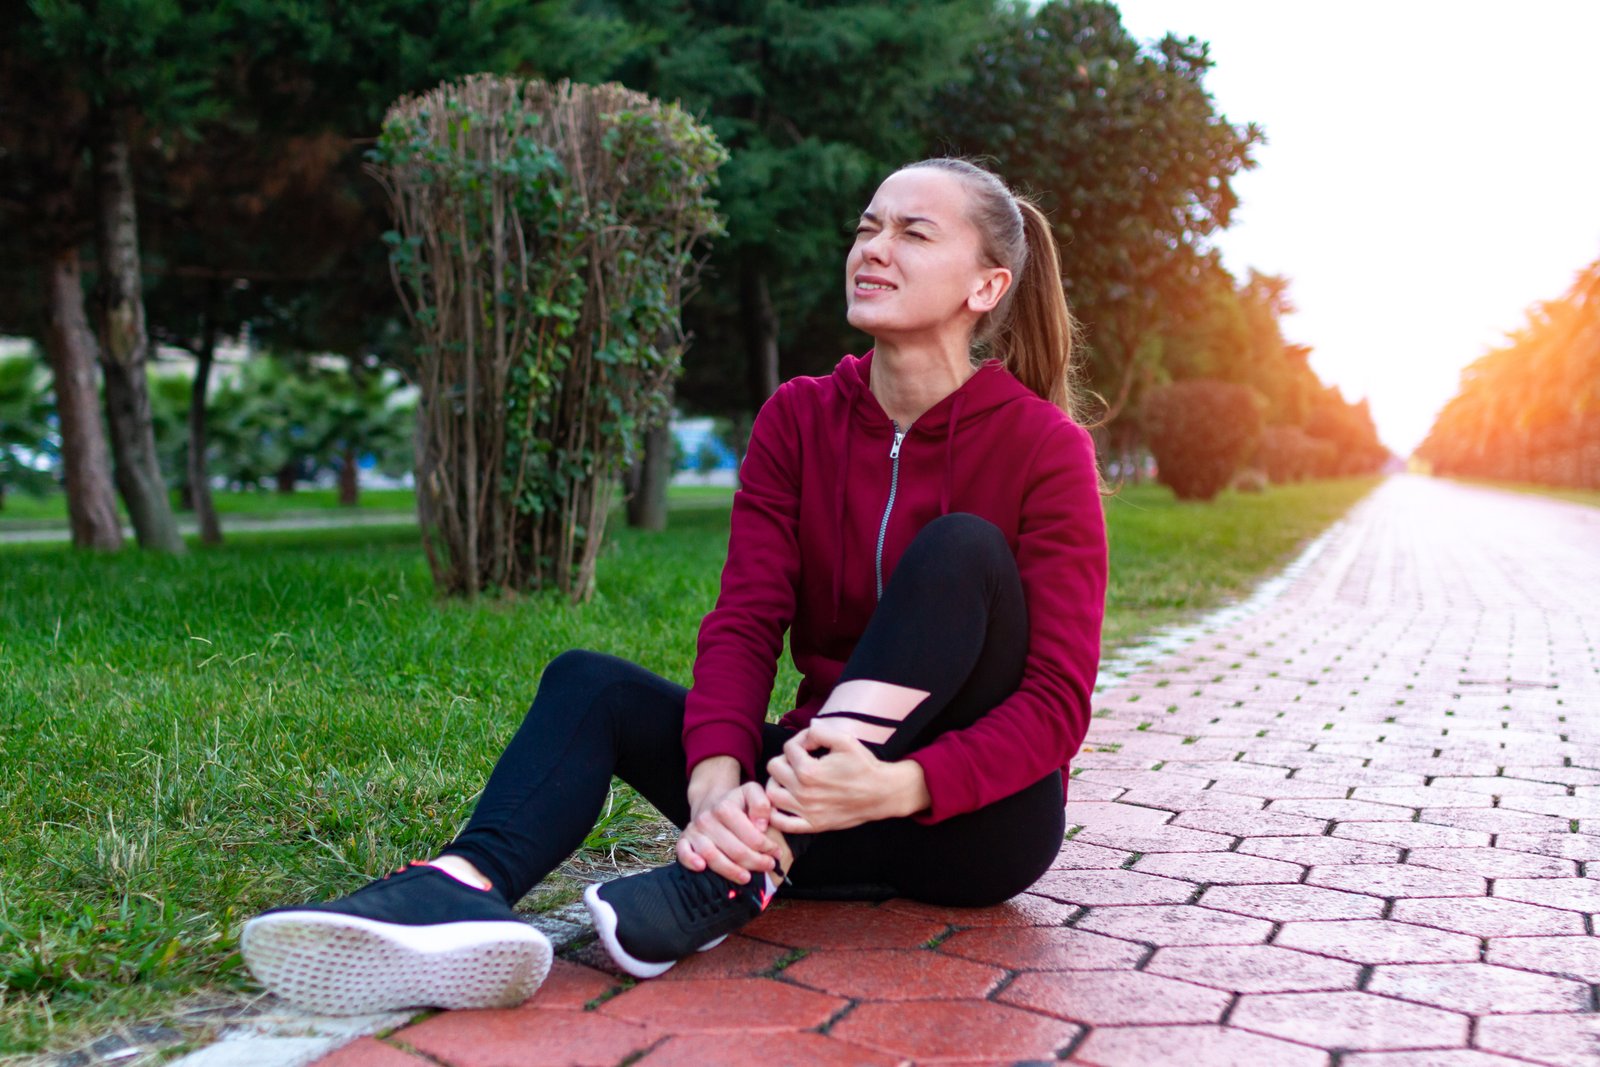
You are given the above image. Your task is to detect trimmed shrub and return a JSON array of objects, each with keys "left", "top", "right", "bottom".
[
  {"left": 1142, "top": 380, "right": 1263, "bottom": 501},
  {"left": 1257, "top": 425, "right": 1317, "bottom": 483}
]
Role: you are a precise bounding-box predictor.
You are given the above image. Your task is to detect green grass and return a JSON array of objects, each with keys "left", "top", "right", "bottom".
[
  {"left": 1446, "top": 476, "right": 1600, "bottom": 511},
  {"left": 0, "top": 487, "right": 418, "bottom": 530},
  {"left": 1100, "top": 477, "right": 1379, "bottom": 650},
  {"left": 0, "top": 475, "right": 1377, "bottom": 1054}
]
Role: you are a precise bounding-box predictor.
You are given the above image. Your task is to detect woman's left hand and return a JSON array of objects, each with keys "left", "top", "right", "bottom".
[{"left": 765, "top": 719, "right": 928, "bottom": 834}]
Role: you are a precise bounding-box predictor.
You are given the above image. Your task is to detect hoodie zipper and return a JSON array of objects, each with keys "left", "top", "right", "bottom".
[{"left": 874, "top": 421, "right": 906, "bottom": 600}]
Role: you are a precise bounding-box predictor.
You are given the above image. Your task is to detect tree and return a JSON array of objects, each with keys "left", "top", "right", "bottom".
[
  {"left": 0, "top": 9, "right": 123, "bottom": 548},
  {"left": 934, "top": 0, "right": 1262, "bottom": 425}
]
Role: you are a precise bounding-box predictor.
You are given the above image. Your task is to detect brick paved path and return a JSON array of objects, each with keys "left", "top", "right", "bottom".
[{"left": 319, "top": 476, "right": 1600, "bottom": 1067}]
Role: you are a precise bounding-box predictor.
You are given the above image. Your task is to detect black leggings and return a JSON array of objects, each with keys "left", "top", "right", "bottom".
[{"left": 443, "top": 513, "right": 1065, "bottom": 908}]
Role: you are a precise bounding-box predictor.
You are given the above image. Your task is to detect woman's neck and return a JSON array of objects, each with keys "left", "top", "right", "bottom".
[{"left": 868, "top": 336, "right": 975, "bottom": 429}]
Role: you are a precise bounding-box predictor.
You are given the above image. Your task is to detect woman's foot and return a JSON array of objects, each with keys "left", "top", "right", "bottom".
[
  {"left": 584, "top": 861, "right": 782, "bottom": 979},
  {"left": 241, "top": 863, "right": 551, "bottom": 1014}
]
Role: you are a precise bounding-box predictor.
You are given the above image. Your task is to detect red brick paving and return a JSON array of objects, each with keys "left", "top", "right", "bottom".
[{"left": 313, "top": 478, "right": 1600, "bottom": 1063}]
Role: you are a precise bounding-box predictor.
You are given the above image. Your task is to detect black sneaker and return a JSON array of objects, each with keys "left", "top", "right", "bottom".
[
  {"left": 241, "top": 862, "right": 551, "bottom": 1014},
  {"left": 583, "top": 862, "right": 781, "bottom": 978}
]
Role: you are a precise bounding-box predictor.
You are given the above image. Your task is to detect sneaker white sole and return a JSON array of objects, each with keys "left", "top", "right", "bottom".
[
  {"left": 583, "top": 882, "right": 678, "bottom": 979},
  {"left": 240, "top": 911, "right": 551, "bottom": 1015}
]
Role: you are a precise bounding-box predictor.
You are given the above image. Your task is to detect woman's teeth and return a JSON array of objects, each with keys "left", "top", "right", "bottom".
[{"left": 857, "top": 282, "right": 893, "bottom": 290}]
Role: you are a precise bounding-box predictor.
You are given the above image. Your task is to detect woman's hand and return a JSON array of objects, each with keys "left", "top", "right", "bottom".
[
  {"left": 678, "top": 761, "right": 780, "bottom": 884},
  {"left": 765, "top": 719, "right": 930, "bottom": 834}
]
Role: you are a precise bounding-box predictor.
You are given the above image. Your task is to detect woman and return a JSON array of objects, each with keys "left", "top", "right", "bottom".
[{"left": 241, "top": 157, "right": 1107, "bottom": 1015}]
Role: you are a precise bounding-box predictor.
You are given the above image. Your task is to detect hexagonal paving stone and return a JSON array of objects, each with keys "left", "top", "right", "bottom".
[
  {"left": 1333, "top": 822, "right": 1491, "bottom": 849},
  {"left": 315, "top": 1039, "right": 431, "bottom": 1067},
  {"left": 1212, "top": 776, "right": 1360, "bottom": 799},
  {"left": 742, "top": 902, "right": 945, "bottom": 950},
  {"left": 1501, "top": 765, "right": 1600, "bottom": 787},
  {"left": 1293, "top": 767, "right": 1427, "bottom": 788},
  {"left": 1268, "top": 798, "right": 1418, "bottom": 821},
  {"left": 1063, "top": 800, "right": 1174, "bottom": 828},
  {"left": 1273, "top": 920, "right": 1480, "bottom": 964},
  {"left": 1131, "top": 851, "right": 1304, "bottom": 885},
  {"left": 1418, "top": 808, "right": 1568, "bottom": 834},
  {"left": 1475, "top": 1014, "right": 1600, "bottom": 1067},
  {"left": 1070, "top": 1023, "right": 1330, "bottom": 1067},
  {"left": 1146, "top": 944, "right": 1362, "bottom": 993},
  {"left": 1074, "top": 824, "right": 1236, "bottom": 853},
  {"left": 1341, "top": 1052, "right": 1538, "bottom": 1067},
  {"left": 401, "top": 1007, "right": 660, "bottom": 1067},
  {"left": 524, "top": 960, "right": 623, "bottom": 1008},
  {"left": 1050, "top": 840, "right": 1137, "bottom": 869},
  {"left": 1493, "top": 832, "right": 1600, "bottom": 861},
  {"left": 829, "top": 1000, "right": 1081, "bottom": 1063},
  {"left": 1113, "top": 785, "right": 1266, "bottom": 812},
  {"left": 1075, "top": 904, "right": 1274, "bottom": 946},
  {"left": 1351, "top": 786, "right": 1495, "bottom": 808},
  {"left": 999, "top": 969, "right": 1229, "bottom": 1025},
  {"left": 1171, "top": 809, "right": 1331, "bottom": 837},
  {"left": 636, "top": 1032, "right": 903, "bottom": 1066},
  {"left": 781, "top": 947, "right": 1003, "bottom": 1001},
  {"left": 1404, "top": 847, "right": 1577, "bottom": 879},
  {"left": 938, "top": 925, "right": 1147, "bottom": 970},
  {"left": 1429, "top": 775, "right": 1570, "bottom": 796},
  {"left": 1367, "top": 961, "right": 1589, "bottom": 1014},
  {"left": 880, "top": 892, "right": 1078, "bottom": 928},
  {"left": 1485, "top": 935, "right": 1600, "bottom": 982},
  {"left": 1200, "top": 883, "right": 1386, "bottom": 922},
  {"left": 1491, "top": 877, "right": 1600, "bottom": 913},
  {"left": 1239, "top": 835, "right": 1402, "bottom": 865},
  {"left": 1391, "top": 896, "right": 1585, "bottom": 938},
  {"left": 598, "top": 977, "right": 844, "bottom": 1032},
  {"left": 654, "top": 935, "right": 791, "bottom": 982},
  {"left": 1498, "top": 794, "right": 1600, "bottom": 820},
  {"left": 1030, "top": 868, "right": 1197, "bottom": 905},
  {"left": 1306, "top": 864, "right": 1488, "bottom": 898},
  {"left": 1230, "top": 990, "right": 1469, "bottom": 1051}
]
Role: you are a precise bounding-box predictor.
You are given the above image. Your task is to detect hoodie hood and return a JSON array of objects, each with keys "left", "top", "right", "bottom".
[{"left": 827, "top": 350, "right": 1037, "bottom": 619}]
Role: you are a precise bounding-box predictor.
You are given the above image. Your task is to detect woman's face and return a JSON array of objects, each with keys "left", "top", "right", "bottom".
[{"left": 845, "top": 168, "right": 1010, "bottom": 343}]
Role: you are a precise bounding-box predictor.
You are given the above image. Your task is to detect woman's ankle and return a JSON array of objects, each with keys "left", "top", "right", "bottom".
[{"left": 427, "top": 854, "right": 495, "bottom": 891}]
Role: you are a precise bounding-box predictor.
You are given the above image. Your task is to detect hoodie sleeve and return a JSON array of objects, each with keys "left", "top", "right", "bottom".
[
  {"left": 681, "top": 385, "right": 803, "bottom": 781},
  {"left": 906, "top": 419, "right": 1107, "bottom": 822}
]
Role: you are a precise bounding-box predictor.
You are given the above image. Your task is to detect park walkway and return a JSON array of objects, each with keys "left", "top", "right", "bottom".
[{"left": 299, "top": 475, "right": 1599, "bottom": 1066}]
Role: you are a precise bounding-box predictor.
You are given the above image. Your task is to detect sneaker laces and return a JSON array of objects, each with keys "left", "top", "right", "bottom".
[{"left": 672, "top": 867, "right": 746, "bottom": 922}]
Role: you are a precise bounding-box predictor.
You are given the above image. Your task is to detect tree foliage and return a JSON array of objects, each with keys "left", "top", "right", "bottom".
[
  {"left": 933, "top": 0, "right": 1262, "bottom": 420},
  {"left": 1418, "top": 258, "right": 1600, "bottom": 488}
]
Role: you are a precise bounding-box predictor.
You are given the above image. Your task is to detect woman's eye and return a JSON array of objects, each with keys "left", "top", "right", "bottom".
[{"left": 905, "top": 231, "right": 927, "bottom": 241}]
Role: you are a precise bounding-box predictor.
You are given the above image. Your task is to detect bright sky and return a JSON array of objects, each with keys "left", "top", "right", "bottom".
[{"left": 1114, "top": 0, "right": 1600, "bottom": 454}]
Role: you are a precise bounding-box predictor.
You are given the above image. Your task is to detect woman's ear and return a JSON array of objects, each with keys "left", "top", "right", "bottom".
[{"left": 968, "top": 267, "right": 1012, "bottom": 315}]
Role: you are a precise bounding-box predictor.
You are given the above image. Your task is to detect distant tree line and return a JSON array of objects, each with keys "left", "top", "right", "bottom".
[
  {"left": 1418, "top": 258, "right": 1600, "bottom": 488},
  {"left": 1, "top": 0, "right": 1386, "bottom": 554}
]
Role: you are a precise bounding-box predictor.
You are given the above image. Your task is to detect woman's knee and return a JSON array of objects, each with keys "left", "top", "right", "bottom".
[{"left": 905, "top": 513, "right": 1011, "bottom": 572}]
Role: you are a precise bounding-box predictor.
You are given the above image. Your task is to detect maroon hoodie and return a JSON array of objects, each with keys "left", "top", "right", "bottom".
[{"left": 682, "top": 350, "right": 1107, "bottom": 822}]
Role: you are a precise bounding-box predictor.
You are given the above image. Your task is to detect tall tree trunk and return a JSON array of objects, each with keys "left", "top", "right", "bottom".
[
  {"left": 276, "top": 463, "right": 297, "bottom": 494},
  {"left": 90, "top": 102, "right": 183, "bottom": 553},
  {"left": 742, "top": 268, "right": 780, "bottom": 407},
  {"left": 626, "top": 417, "right": 672, "bottom": 531},
  {"left": 43, "top": 246, "right": 124, "bottom": 550},
  {"left": 338, "top": 448, "right": 360, "bottom": 506},
  {"left": 187, "top": 298, "right": 222, "bottom": 544}
]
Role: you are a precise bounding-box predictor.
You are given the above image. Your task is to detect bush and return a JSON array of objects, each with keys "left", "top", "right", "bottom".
[
  {"left": 1142, "top": 380, "right": 1263, "bottom": 501},
  {"left": 1233, "top": 467, "right": 1268, "bottom": 493},
  {"left": 1257, "top": 425, "right": 1317, "bottom": 483}
]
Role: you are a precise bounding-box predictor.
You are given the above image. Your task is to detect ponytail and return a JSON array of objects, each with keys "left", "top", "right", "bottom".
[{"left": 903, "top": 158, "right": 1088, "bottom": 425}]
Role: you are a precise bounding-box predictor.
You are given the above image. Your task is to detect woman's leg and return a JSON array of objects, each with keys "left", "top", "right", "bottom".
[
  {"left": 783, "top": 512, "right": 1064, "bottom": 901},
  {"left": 441, "top": 649, "right": 693, "bottom": 903}
]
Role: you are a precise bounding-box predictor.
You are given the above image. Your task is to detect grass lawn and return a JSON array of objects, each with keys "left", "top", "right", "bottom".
[
  {"left": 1447, "top": 476, "right": 1600, "bottom": 510},
  {"left": 0, "top": 488, "right": 418, "bottom": 530},
  {"left": 0, "top": 475, "right": 1379, "bottom": 1055}
]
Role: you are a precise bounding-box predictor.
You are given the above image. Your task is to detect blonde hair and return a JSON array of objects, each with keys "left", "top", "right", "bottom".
[{"left": 902, "top": 158, "right": 1087, "bottom": 424}]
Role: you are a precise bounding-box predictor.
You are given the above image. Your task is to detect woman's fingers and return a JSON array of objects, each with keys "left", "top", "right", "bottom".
[{"left": 769, "top": 808, "right": 815, "bottom": 835}]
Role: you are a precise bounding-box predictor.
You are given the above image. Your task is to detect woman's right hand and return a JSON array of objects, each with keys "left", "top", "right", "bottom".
[{"left": 678, "top": 776, "right": 779, "bottom": 884}]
